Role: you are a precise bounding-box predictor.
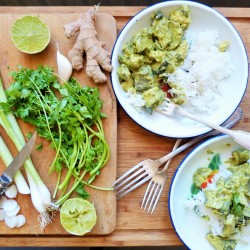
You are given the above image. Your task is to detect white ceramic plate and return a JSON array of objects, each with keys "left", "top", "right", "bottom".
[
  {"left": 111, "top": 1, "right": 248, "bottom": 138},
  {"left": 169, "top": 135, "right": 249, "bottom": 250}
]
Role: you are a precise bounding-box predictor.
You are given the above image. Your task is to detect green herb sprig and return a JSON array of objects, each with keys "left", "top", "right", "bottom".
[{"left": 5, "top": 65, "right": 111, "bottom": 205}]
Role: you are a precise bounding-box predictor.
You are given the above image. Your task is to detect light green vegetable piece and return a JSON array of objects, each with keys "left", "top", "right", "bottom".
[
  {"left": 134, "top": 65, "right": 157, "bottom": 92},
  {"left": 227, "top": 150, "right": 250, "bottom": 165},
  {"left": 166, "top": 40, "right": 189, "bottom": 67},
  {"left": 142, "top": 86, "right": 165, "bottom": 112},
  {"left": 219, "top": 41, "right": 230, "bottom": 52},
  {"left": 149, "top": 50, "right": 166, "bottom": 63},
  {"left": 131, "top": 28, "right": 154, "bottom": 53},
  {"left": 169, "top": 4, "right": 191, "bottom": 30},
  {"left": 221, "top": 214, "right": 236, "bottom": 237},
  {"left": 204, "top": 188, "right": 233, "bottom": 211},
  {"left": 117, "top": 64, "right": 134, "bottom": 92},
  {"left": 192, "top": 167, "right": 213, "bottom": 187},
  {"left": 207, "top": 234, "right": 237, "bottom": 250},
  {"left": 151, "top": 16, "right": 183, "bottom": 50},
  {"left": 118, "top": 42, "right": 144, "bottom": 70}
]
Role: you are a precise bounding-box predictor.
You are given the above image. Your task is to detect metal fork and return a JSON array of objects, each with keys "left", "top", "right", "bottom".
[
  {"left": 141, "top": 138, "right": 182, "bottom": 214},
  {"left": 112, "top": 107, "right": 242, "bottom": 200},
  {"left": 156, "top": 101, "right": 250, "bottom": 150}
]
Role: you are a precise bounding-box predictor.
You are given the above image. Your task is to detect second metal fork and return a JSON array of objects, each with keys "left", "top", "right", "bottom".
[
  {"left": 141, "top": 139, "right": 182, "bottom": 214},
  {"left": 112, "top": 108, "right": 242, "bottom": 200}
]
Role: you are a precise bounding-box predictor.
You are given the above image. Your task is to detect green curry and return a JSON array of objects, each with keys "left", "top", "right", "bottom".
[
  {"left": 191, "top": 150, "right": 250, "bottom": 250},
  {"left": 117, "top": 5, "right": 191, "bottom": 113}
]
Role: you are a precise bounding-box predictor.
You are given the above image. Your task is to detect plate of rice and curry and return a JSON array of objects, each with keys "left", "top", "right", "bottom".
[{"left": 111, "top": 1, "right": 248, "bottom": 138}]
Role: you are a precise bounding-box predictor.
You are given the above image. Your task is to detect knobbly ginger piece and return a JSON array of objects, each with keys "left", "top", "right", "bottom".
[{"left": 64, "top": 6, "right": 113, "bottom": 83}]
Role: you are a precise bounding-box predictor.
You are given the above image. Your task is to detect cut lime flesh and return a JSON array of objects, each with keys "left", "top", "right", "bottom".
[
  {"left": 60, "top": 198, "right": 97, "bottom": 236},
  {"left": 11, "top": 15, "right": 50, "bottom": 54}
]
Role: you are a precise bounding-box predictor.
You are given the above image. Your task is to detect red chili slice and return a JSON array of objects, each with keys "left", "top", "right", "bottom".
[
  {"left": 161, "top": 83, "right": 172, "bottom": 98},
  {"left": 200, "top": 171, "right": 218, "bottom": 189}
]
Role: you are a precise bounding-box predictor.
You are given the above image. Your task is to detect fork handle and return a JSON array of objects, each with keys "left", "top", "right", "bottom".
[
  {"left": 176, "top": 106, "right": 233, "bottom": 136},
  {"left": 159, "top": 139, "right": 182, "bottom": 173},
  {"left": 158, "top": 133, "right": 214, "bottom": 164},
  {"left": 177, "top": 106, "right": 250, "bottom": 150}
]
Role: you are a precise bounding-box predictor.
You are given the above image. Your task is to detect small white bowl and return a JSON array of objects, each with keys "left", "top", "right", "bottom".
[
  {"left": 169, "top": 135, "right": 247, "bottom": 250},
  {"left": 111, "top": 1, "right": 248, "bottom": 138}
]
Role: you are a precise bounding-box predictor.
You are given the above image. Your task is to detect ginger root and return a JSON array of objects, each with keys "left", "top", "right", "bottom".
[{"left": 64, "top": 6, "right": 113, "bottom": 84}]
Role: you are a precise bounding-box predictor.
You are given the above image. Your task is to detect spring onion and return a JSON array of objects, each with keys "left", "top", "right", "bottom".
[
  {"left": 0, "top": 74, "right": 54, "bottom": 223},
  {"left": 0, "top": 79, "right": 30, "bottom": 194}
]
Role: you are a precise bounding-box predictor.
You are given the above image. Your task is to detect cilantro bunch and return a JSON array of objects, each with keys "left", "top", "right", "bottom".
[{"left": 5, "top": 66, "right": 110, "bottom": 204}]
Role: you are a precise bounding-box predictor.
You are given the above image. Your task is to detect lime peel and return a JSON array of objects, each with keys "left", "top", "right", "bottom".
[
  {"left": 11, "top": 15, "right": 51, "bottom": 54},
  {"left": 60, "top": 198, "right": 97, "bottom": 236}
]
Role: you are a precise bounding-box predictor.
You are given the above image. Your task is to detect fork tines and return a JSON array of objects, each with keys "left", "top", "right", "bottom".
[
  {"left": 112, "top": 161, "right": 152, "bottom": 200},
  {"left": 141, "top": 179, "right": 164, "bottom": 214}
]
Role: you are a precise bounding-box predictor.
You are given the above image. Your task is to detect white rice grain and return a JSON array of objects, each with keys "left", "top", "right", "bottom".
[{"left": 168, "top": 29, "right": 233, "bottom": 113}]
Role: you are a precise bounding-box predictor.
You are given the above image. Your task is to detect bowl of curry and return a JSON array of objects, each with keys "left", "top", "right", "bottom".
[
  {"left": 111, "top": 1, "right": 248, "bottom": 138},
  {"left": 169, "top": 135, "right": 250, "bottom": 250}
]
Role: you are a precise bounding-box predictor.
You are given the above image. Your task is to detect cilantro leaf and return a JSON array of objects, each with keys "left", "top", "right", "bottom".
[
  {"left": 208, "top": 153, "right": 220, "bottom": 170},
  {"left": 75, "top": 183, "right": 90, "bottom": 200}
]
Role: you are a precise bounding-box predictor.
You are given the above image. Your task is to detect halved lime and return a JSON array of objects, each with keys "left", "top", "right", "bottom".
[
  {"left": 10, "top": 15, "right": 50, "bottom": 54},
  {"left": 60, "top": 198, "right": 97, "bottom": 236}
]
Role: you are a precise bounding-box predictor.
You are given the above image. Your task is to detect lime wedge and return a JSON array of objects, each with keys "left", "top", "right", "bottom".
[
  {"left": 10, "top": 15, "right": 50, "bottom": 54},
  {"left": 60, "top": 198, "right": 97, "bottom": 236}
]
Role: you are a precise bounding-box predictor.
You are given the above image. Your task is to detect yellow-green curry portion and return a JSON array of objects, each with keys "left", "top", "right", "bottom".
[
  {"left": 191, "top": 150, "right": 250, "bottom": 250},
  {"left": 117, "top": 5, "right": 191, "bottom": 113}
]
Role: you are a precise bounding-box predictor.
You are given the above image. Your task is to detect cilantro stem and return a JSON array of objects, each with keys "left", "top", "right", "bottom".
[
  {"left": 34, "top": 89, "right": 64, "bottom": 172},
  {"left": 58, "top": 142, "right": 79, "bottom": 190},
  {"left": 85, "top": 122, "right": 110, "bottom": 176},
  {"left": 53, "top": 168, "right": 62, "bottom": 199},
  {"left": 56, "top": 170, "right": 87, "bottom": 206}
]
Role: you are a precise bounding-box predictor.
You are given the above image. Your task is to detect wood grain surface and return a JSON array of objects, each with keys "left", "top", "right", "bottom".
[
  {"left": 0, "top": 12, "right": 117, "bottom": 235},
  {"left": 0, "top": 5, "right": 249, "bottom": 247},
  {"left": 0, "top": 0, "right": 249, "bottom": 8}
]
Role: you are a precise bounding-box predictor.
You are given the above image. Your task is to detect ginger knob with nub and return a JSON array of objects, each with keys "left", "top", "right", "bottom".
[{"left": 64, "top": 6, "right": 113, "bottom": 84}]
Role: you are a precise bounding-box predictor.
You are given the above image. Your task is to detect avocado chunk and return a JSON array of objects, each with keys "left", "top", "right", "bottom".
[
  {"left": 169, "top": 5, "right": 191, "bottom": 30},
  {"left": 117, "top": 64, "right": 134, "bottom": 92},
  {"left": 134, "top": 65, "right": 157, "bottom": 92},
  {"left": 207, "top": 234, "right": 237, "bottom": 250},
  {"left": 142, "top": 87, "right": 165, "bottom": 112},
  {"left": 193, "top": 167, "right": 213, "bottom": 187}
]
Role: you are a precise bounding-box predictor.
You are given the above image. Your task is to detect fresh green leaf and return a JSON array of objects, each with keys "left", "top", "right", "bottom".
[
  {"left": 208, "top": 153, "right": 220, "bottom": 171},
  {"left": 75, "top": 183, "right": 90, "bottom": 200},
  {"left": 26, "top": 132, "right": 32, "bottom": 139},
  {"left": 36, "top": 142, "right": 43, "bottom": 151},
  {"left": 191, "top": 183, "right": 200, "bottom": 196}
]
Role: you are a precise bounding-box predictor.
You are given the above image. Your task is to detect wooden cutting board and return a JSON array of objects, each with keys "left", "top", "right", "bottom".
[{"left": 0, "top": 11, "right": 117, "bottom": 235}]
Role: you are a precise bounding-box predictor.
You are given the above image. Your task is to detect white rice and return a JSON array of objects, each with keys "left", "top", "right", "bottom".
[
  {"left": 168, "top": 29, "right": 233, "bottom": 113},
  {"left": 126, "top": 90, "right": 145, "bottom": 112}
]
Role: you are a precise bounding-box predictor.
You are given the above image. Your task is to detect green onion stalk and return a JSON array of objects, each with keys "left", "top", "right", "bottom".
[{"left": 0, "top": 76, "right": 53, "bottom": 216}]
